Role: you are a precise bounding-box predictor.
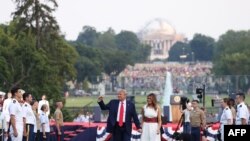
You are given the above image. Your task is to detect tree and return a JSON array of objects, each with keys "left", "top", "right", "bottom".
[
  {"left": 213, "top": 30, "right": 250, "bottom": 75},
  {"left": 213, "top": 30, "right": 250, "bottom": 93},
  {"left": 1, "top": 0, "right": 79, "bottom": 121},
  {"left": 93, "top": 28, "right": 116, "bottom": 48},
  {"left": 131, "top": 44, "right": 151, "bottom": 63},
  {"left": 103, "top": 49, "right": 132, "bottom": 76},
  {"left": 116, "top": 31, "right": 140, "bottom": 52},
  {"left": 13, "top": 0, "right": 59, "bottom": 49},
  {"left": 115, "top": 30, "right": 150, "bottom": 62},
  {"left": 75, "top": 56, "right": 102, "bottom": 82},
  {"left": 168, "top": 42, "right": 192, "bottom": 62},
  {"left": 73, "top": 43, "right": 103, "bottom": 82},
  {"left": 76, "top": 26, "right": 99, "bottom": 46},
  {"left": 0, "top": 22, "right": 78, "bottom": 101},
  {"left": 190, "top": 34, "right": 215, "bottom": 61},
  {"left": 72, "top": 28, "right": 150, "bottom": 84}
]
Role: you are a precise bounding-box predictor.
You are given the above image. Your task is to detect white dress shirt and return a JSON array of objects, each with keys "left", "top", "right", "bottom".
[
  {"left": 236, "top": 102, "right": 249, "bottom": 125},
  {"left": 9, "top": 98, "right": 25, "bottom": 137},
  {"left": 3, "top": 98, "right": 12, "bottom": 122},
  {"left": 22, "top": 102, "right": 36, "bottom": 125},
  {"left": 40, "top": 111, "right": 50, "bottom": 132},
  {"left": 116, "top": 100, "right": 126, "bottom": 122}
]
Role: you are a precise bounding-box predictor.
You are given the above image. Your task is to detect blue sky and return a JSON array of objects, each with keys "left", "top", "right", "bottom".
[{"left": 1, "top": 0, "right": 250, "bottom": 40}]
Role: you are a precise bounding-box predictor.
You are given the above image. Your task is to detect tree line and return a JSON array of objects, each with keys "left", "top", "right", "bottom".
[
  {"left": 0, "top": 0, "right": 150, "bottom": 99},
  {"left": 168, "top": 31, "right": 250, "bottom": 76},
  {"left": 71, "top": 26, "right": 151, "bottom": 83}
]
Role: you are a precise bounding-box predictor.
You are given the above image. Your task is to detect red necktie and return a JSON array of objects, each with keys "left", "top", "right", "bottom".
[{"left": 119, "top": 102, "right": 124, "bottom": 127}]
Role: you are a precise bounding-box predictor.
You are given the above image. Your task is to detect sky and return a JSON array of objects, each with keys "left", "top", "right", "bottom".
[{"left": 1, "top": 0, "right": 250, "bottom": 41}]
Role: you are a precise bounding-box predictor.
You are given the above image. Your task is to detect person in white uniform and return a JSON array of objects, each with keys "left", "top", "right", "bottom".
[
  {"left": 9, "top": 87, "right": 26, "bottom": 141},
  {"left": 22, "top": 92, "right": 36, "bottom": 141},
  {"left": 235, "top": 93, "right": 249, "bottom": 125},
  {"left": 220, "top": 98, "right": 233, "bottom": 141},
  {"left": 0, "top": 91, "right": 7, "bottom": 141},
  {"left": 182, "top": 102, "right": 192, "bottom": 134},
  {"left": 31, "top": 100, "right": 40, "bottom": 141},
  {"left": 140, "top": 93, "right": 162, "bottom": 141},
  {"left": 40, "top": 104, "right": 50, "bottom": 141},
  {"left": 38, "top": 95, "right": 50, "bottom": 116},
  {"left": 2, "top": 92, "right": 11, "bottom": 141}
]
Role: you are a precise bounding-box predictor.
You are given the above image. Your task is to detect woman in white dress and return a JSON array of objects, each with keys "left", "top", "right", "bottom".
[{"left": 140, "top": 93, "right": 162, "bottom": 141}]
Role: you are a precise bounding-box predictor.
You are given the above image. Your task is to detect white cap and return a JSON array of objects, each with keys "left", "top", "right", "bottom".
[
  {"left": 0, "top": 91, "right": 6, "bottom": 96},
  {"left": 19, "top": 89, "right": 25, "bottom": 94}
]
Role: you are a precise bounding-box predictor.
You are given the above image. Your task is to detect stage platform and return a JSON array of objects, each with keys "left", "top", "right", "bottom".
[{"left": 49, "top": 121, "right": 220, "bottom": 141}]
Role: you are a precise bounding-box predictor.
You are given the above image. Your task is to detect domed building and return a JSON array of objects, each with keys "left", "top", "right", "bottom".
[{"left": 138, "top": 18, "right": 187, "bottom": 60}]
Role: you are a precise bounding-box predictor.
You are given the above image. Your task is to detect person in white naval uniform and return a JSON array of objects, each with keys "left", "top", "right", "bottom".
[
  {"left": 31, "top": 100, "right": 39, "bottom": 140},
  {"left": 39, "top": 104, "right": 50, "bottom": 141},
  {"left": 235, "top": 93, "right": 249, "bottom": 125},
  {"left": 22, "top": 92, "right": 36, "bottom": 141},
  {"left": 38, "top": 95, "right": 50, "bottom": 116},
  {"left": 220, "top": 98, "right": 233, "bottom": 141},
  {"left": 2, "top": 92, "right": 12, "bottom": 141},
  {"left": 9, "top": 87, "right": 26, "bottom": 141}
]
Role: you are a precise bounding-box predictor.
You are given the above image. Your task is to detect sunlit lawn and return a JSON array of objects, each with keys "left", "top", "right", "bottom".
[
  {"left": 65, "top": 95, "right": 147, "bottom": 108},
  {"left": 65, "top": 94, "right": 250, "bottom": 108}
]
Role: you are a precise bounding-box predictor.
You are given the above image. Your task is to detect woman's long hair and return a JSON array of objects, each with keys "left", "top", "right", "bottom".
[
  {"left": 223, "top": 98, "right": 231, "bottom": 108},
  {"left": 147, "top": 93, "right": 158, "bottom": 111}
]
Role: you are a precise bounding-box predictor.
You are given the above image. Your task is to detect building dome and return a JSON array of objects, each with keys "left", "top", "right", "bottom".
[
  {"left": 138, "top": 18, "right": 186, "bottom": 61},
  {"left": 139, "top": 18, "right": 176, "bottom": 38}
]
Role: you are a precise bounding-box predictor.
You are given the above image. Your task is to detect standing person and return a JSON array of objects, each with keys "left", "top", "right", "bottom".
[
  {"left": 140, "top": 93, "right": 161, "bottom": 141},
  {"left": 200, "top": 107, "right": 207, "bottom": 141},
  {"left": 9, "top": 87, "right": 26, "bottom": 141},
  {"left": 31, "top": 100, "right": 40, "bottom": 141},
  {"left": 97, "top": 89, "right": 141, "bottom": 141},
  {"left": 235, "top": 92, "right": 249, "bottom": 125},
  {"left": 182, "top": 102, "right": 192, "bottom": 134},
  {"left": 22, "top": 92, "right": 36, "bottom": 141},
  {"left": 38, "top": 95, "right": 50, "bottom": 116},
  {"left": 2, "top": 92, "right": 12, "bottom": 141},
  {"left": 0, "top": 91, "right": 6, "bottom": 141},
  {"left": 248, "top": 105, "right": 250, "bottom": 125},
  {"left": 229, "top": 98, "right": 236, "bottom": 124},
  {"left": 39, "top": 104, "right": 50, "bottom": 141},
  {"left": 190, "top": 100, "right": 206, "bottom": 141},
  {"left": 54, "top": 101, "right": 64, "bottom": 141},
  {"left": 219, "top": 98, "right": 233, "bottom": 141}
]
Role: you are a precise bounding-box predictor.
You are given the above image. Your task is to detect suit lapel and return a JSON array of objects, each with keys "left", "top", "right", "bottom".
[
  {"left": 126, "top": 101, "right": 130, "bottom": 120},
  {"left": 115, "top": 100, "right": 119, "bottom": 116}
]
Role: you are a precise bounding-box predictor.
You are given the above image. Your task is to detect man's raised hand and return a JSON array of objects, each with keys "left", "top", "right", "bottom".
[{"left": 98, "top": 96, "right": 104, "bottom": 102}]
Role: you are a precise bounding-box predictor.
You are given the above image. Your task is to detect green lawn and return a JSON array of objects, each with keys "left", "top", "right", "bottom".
[
  {"left": 65, "top": 94, "right": 250, "bottom": 108},
  {"left": 64, "top": 94, "right": 250, "bottom": 118},
  {"left": 65, "top": 95, "right": 147, "bottom": 108}
]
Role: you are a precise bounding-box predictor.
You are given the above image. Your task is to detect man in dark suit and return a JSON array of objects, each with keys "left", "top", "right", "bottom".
[{"left": 98, "top": 89, "right": 141, "bottom": 141}]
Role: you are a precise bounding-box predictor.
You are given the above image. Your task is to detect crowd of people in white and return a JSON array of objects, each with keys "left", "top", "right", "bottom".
[{"left": 0, "top": 89, "right": 64, "bottom": 141}]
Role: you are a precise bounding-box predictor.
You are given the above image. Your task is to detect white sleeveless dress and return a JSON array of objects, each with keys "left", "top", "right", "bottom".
[{"left": 140, "top": 105, "right": 161, "bottom": 141}]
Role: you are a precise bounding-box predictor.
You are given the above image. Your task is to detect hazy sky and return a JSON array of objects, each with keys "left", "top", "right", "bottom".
[{"left": 1, "top": 0, "right": 250, "bottom": 40}]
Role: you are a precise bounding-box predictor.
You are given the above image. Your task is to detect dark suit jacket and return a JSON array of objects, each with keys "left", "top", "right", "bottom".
[{"left": 98, "top": 99, "right": 141, "bottom": 135}]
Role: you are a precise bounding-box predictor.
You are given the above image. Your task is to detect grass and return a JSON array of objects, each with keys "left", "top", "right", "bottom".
[
  {"left": 64, "top": 94, "right": 250, "bottom": 120},
  {"left": 65, "top": 95, "right": 147, "bottom": 108},
  {"left": 65, "top": 94, "right": 250, "bottom": 109}
]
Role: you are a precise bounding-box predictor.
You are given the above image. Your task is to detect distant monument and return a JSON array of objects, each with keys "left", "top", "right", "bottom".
[
  {"left": 162, "top": 71, "right": 173, "bottom": 122},
  {"left": 138, "top": 18, "right": 187, "bottom": 60}
]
